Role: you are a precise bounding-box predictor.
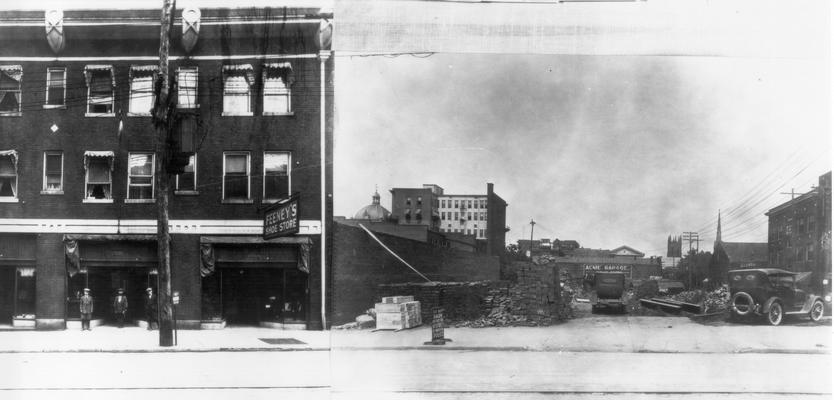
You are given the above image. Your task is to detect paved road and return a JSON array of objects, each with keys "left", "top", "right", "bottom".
[{"left": 0, "top": 350, "right": 829, "bottom": 399}]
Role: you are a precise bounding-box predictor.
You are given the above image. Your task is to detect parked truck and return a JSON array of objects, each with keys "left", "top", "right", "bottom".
[{"left": 590, "top": 272, "right": 627, "bottom": 313}]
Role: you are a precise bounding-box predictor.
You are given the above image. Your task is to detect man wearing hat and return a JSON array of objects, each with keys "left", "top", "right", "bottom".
[
  {"left": 113, "top": 288, "right": 128, "bottom": 328},
  {"left": 144, "top": 288, "right": 158, "bottom": 330},
  {"left": 79, "top": 288, "right": 94, "bottom": 331}
]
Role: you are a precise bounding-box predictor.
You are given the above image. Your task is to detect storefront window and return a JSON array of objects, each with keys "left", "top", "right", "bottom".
[{"left": 15, "top": 267, "right": 35, "bottom": 318}]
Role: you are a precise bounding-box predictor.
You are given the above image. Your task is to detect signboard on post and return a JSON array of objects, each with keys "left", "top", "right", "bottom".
[{"left": 264, "top": 195, "right": 300, "bottom": 240}]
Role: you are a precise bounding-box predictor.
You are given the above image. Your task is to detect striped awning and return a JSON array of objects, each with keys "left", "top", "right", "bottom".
[
  {"left": 223, "top": 64, "right": 254, "bottom": 85},
  {"left": 83, "top": 65, "right": 115, "bottom": 86},
  {"left": 83, "top": 151, "right": 114, "bottom": 171},
  {"left": 263, "top": 62, "right": 293, "bottom": 85},
  {"left": 130, "top": 65, "right": 158, "bottom": 78},
  {"left": 0, "top": 150, "right": 18, "bottom": 168},
  {"left": 0, "top": 65, "right": 22, "bottom": 81}
]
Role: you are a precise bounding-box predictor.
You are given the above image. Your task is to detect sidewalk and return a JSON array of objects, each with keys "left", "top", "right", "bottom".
[{"left": 0, "top": 316, "right": 829, "bottom": 354}]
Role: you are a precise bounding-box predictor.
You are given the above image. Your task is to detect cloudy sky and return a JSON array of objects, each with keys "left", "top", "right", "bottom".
[{"left": 333, "top": 53, "right": 830, "bottom": 255}]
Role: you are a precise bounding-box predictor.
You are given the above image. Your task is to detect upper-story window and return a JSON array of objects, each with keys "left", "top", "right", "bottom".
[
  {"left": 417, "top": 196, "right": 423, "bottom": 206},
  {"left": 84, "top": 151, "right": 114, "bottom": 202},
  {"left": 263, "top": 151, "right": 290, "bottom": 202},
  {"left": 84, "top": 65, "right": 115, "bottom": 116},
  {"left": 0, "top": 66, "right": 22, "bottom": 115},
  {"left": 223, "top": 152, "right": 250, "bottom": 202},
  {"left": 129, "top": 66, "right": 158, "bottom": 116},
  {"left": 222, "top": 64, "right": 253, "bottom": 116},
  {"left": 0, "top": 150, "right": 18, "bottom": 201},
  {"left": 262, "top": 62, "right": 293, "bottom": 115},
  {"left": 175, "top": 154, "right": 197, "bottom": 194},
  {"left": 42, "top": 151, "right": 63, "bottom": 194},
  {"left": 45, "top": 67, "right": 66, "bottom": 108},
  {"left": 176, "top": 67, "right": 198, "bottom": 108},
  {"left": 127, "top": 152, "right": 155, "bottom": 201}
]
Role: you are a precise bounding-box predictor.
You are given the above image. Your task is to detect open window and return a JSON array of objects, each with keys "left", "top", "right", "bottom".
[
  {"left": 0, "top": 65, "right": 22, "bottom": 115},
  {"left": 84, "top": 65, "right": 115, "bottom": 116},
  {"left": 0, "top": 150, "right": 18, "bottom": 201},
  {"left": 127, "top": 152, "right": 154, "bottom": 201},
  {"left": 263, "top": 151, "right": 290, "bottom": 202},
  {"left": 223, "top": 152, "right": 250, "bottom": 202},
  {"left": 176, "top": 67, "right": 198, "bottom": 108},
  {"left": 129, "top": 66, "right": 157, "bottom": 116},
  {"left": 175, "top": 154, "right": 197, "bottom": 194},
  {"left": 262, "top": 63, "right": 293, "bottom": 115},
  {"left": 84, "top": 151, "right": 114, "bottom": 202},
  {"left": 45, "top": 67, "right": 66, "bottom": 107},
  {"left": 222, "top": 65, "right": 253, "bottom": 116},
  {"left": 42, "top": 151, "right": 63, "bottom": 193}
]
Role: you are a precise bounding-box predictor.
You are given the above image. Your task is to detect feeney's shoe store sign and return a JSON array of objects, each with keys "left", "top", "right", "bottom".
[{"left": 264, "top": 195, "right": 300, "bottom": 239}]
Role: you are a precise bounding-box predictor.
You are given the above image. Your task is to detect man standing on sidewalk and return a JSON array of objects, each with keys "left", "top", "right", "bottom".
[
  {"left": 113, "top": 288, "right": 128, "bottom": 328},
  {"left": 80, "top": 288, "right": 93, "bottom": 331},
  {"left": 144, "top": 288, "right": 157, "bottom": 330}
]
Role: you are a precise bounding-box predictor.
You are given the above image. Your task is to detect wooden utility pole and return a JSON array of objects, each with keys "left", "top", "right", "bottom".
[
  {"left": 529, "top": 219, "right": 536, "bottom": 259},
  {"left": 153, "top": 0, "right": 176, "bottom": 347}
]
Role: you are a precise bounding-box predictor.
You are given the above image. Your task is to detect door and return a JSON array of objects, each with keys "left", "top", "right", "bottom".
[{"left": 0, "top": 267, "right": 14, "bottom": 323}]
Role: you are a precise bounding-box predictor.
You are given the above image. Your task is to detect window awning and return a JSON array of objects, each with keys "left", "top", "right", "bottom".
[
  {"left": 83, "top": 65, "right": 115, "bottom": 87},
  {"left": 263, "top": 62, "right": 294, "bottom": 85},
  {"left": 0, "top": 150, "right": 18, "bottom": 169},
  {"left": 83, "top": 151, "right": 115, "bottom": 171},
  {"left": 199, "top": 235, "right": 312, "bottom": 276},
  {"left": 0, "top": 65, "right": 22, "bottom": 82},
  {"left": 223, "top": 64, "right": 254, "bottom": 86},
  {"left": 130, "top": 65, "right": 159, "bottom": 78}
]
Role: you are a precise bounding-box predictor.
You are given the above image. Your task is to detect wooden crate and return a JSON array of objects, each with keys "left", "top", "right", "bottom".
[
  {"left": 375, "top": 301, "right": 422, "bottom": 330},
  {"left": 381, "top": 295, "right": 414, "bottom": 304}
]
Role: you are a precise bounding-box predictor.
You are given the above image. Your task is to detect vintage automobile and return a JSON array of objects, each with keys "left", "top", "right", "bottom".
[
  {"left": 590, "top": 272, "right": 627, "bottom": 314},
  {"left": 728, "top": 268, "right": 825, "bottom": 325}
]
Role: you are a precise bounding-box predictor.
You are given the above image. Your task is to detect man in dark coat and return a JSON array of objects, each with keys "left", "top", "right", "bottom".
[
  {"left": 144, "top": 288, "right": 157, "bottom": 330},
  {"left": 79, "top": 288, "right": 94, "bottom": 331},
  {"left": 113, "top": 288, "right": 128, "bottom": 328}
]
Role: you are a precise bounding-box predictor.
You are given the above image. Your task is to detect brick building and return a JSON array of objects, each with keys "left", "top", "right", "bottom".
[
  {"left": 0, "top": 3, "right": 334, "bottom": 330},
  {"left": 390, "top": 183, "right": 508, "bottom": 255},
  {"left": 765, "top": 171, "right": 832, "bottom": 288}
]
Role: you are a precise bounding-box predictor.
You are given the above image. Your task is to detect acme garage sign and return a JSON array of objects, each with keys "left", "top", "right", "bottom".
[{"left": 264, "top": 196, "right": 299, "bottom": 239}]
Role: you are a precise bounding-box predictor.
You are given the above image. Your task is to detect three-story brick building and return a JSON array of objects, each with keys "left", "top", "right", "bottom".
[{"left": 0, "top": 3, "right": 334, "bottom": 330}]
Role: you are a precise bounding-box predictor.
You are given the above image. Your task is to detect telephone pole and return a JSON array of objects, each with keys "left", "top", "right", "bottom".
[
  {"left": 681, "top": 232, "right": 701, "bottom": 289},
  {"left": 153, "top": 0, "right": 176, "bottom": 347},
  {"left": 529, "top": 219, "right": 536, "bottom": 259}
]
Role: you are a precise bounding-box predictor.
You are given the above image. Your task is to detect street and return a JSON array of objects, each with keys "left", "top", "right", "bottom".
[{"left": 0, "top": 348, "right": 829, "bottom": 399}]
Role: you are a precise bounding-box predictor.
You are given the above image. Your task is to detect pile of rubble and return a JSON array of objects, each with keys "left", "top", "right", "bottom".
[{"left": 332, "top": 308, "right": 377, "bottom": 330}]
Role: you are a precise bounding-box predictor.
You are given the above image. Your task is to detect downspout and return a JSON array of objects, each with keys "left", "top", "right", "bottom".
[{"left": 319, "top": 50, "right": 330, "bottom": 329}]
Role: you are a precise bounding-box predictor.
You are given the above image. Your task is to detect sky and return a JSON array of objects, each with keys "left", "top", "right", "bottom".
[{"left": 333, "top": 53, "right": 831, "bottom": 256}]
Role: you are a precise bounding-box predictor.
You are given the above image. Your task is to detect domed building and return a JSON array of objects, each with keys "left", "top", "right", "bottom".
[{"left": 353, "top": 190, "right": 391, "bottom": 221}]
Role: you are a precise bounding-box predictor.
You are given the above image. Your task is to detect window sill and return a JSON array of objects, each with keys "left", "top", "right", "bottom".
[
  {"left": 0, "top": 197, "right": 19, "bottom": 203},
  {"left": 222, "top": 199, "right": 254, "bottom": 204},
  {"left": 174, "top": 190, "right": 199, "bottom": 196},
  {"left": 263, "top": 111, "right": 294, "bottom": 117},
  {"left": 125, "top": 199, "right": 155, "bottom": 204},
  {"left": 85, "top": 113, "right": 115, "bottom": 118},
  {"left": 40, "top": 190, "right": 64, "bottom": 195},
  {"left": 0, "top": 112, "right": 21, "bottom": 117},
  {"left": 82, "top": 199, "right": 113, "bottom": 204},
  {"left": 176, "top": 104, "right": 200, "bottom": 110},
  {"left": 126, "top": 112, "right": 151, "bottom": 117},
  {"left": 42, "top": 105, "right": 66, "bottom": 110},
  {"left": 221, "top": 112, "right": 254, "bottom": 117}
]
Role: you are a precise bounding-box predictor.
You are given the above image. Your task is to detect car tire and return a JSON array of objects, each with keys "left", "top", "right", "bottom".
[
  {"left": 767, "top": 302, "right": 783, "bottom": 326},
  {"left": 732, "top": 292, "right": 755, "bottom": 316},
  {"left": 810, "top": 299, "right": 824, "bottom": 322}
]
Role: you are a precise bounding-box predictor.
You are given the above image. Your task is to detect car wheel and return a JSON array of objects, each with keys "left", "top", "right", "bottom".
[
  {"left": 767, "top": 302, "right": 783, "bottom": 326},
  {"left": 810, "top": 299, "right": 824, "bottom": 322},
  {"left": 732, "top": 292, "right": 754, "bottom": 316}
]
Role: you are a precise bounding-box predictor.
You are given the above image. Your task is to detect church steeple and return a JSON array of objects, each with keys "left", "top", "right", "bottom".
[{"left": 716, "top": 210, "right": 722, "bottom": 244}]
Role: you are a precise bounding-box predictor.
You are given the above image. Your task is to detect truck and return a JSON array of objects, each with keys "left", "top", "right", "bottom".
[{"left": 590, "top": 271, "right": 627, "bottom": 314}]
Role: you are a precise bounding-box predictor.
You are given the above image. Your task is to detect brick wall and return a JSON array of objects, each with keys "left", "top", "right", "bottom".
[
  {"left": 505, "top": 261, "right": 562, "bottom": 324},
  {"left": 331, "top": 222, "right": 500, "bottom": 325},
  {"left": 377, "top": 281, "right": 509, "bottom": 322}
]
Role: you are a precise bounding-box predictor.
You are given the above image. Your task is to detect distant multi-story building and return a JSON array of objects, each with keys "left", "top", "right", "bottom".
[
  {"left": 765, "top": 172, "right": 832, "bottom": 286},
  {"left": 0, "top": 3, "right": 334, "bottom": 330},
  {"left": 390, "top": 183, "right": 507, "bottom": 255}
]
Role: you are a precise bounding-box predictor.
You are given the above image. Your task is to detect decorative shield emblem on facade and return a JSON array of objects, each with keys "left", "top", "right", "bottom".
[
  {"left": 44, "top": 9, "right": 65, "bottom": 55},
  {"left": 181, "top": 7, "right": 201, "bottom": 54},
  {"left": 315, "top": 19, "right": 333, "bottom": 51}
]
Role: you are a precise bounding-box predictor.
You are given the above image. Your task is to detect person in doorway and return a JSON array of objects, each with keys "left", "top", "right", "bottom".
[
  {"left": 80, "top": 288, "right": 94, "bottom": 331},
  {"left": 113, "top": 288, "right": 128, "bottom": 328},
  {"left": 144, "top": 288, "right": 157, "bottom": 330}
]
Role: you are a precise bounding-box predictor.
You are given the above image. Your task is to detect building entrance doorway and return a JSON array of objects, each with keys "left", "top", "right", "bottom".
[
  {"left": 68, "top": 267, "right": 156, "bottom": 323},
  {"left": 205, "top": 267, "right": 307, "bottom": 326},
  {"left": 0, "top": 267, "right": 13, "bottom": 324}
]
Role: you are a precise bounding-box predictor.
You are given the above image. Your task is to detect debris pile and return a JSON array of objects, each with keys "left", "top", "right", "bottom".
[{"left": 333, "top": 308, "right": 376, "bottom": 330}]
